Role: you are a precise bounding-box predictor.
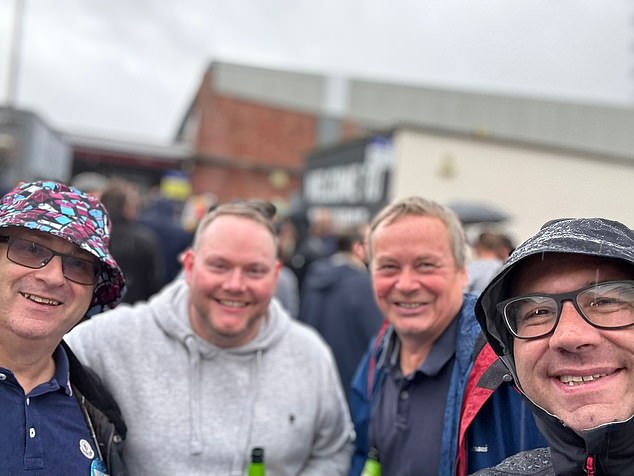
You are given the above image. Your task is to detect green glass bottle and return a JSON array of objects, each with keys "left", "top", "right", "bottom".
[
  {"left": 247, "top": 447, "right": 265, "bottom": 476},
  {"left": 361, "top": 447, "right": 381, "bottom": 476}
]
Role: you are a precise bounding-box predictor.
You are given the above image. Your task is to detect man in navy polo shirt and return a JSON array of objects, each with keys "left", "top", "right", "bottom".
[
  {"left": 0, "top": 180, "right": 127, "bottom": 475},
  {"left": 349, "top": 197, "right": 546, "bottom": 476}
]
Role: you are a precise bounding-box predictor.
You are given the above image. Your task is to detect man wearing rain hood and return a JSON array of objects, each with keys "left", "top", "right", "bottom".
[{"left": 473, "top": 217, "right": 634, "bottom": 475}]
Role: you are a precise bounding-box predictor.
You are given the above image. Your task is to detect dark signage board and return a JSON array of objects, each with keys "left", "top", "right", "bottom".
[{"left": 302, "top": 134, "right": 394, "bottom": 227}]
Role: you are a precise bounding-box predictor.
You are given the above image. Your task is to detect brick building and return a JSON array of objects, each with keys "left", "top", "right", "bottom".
[{"left": 174, "top": 62, "right": 363, "bottom": 207}]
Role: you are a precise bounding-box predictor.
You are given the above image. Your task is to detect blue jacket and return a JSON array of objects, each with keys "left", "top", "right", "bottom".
[{"left": 348, "top": 294, "right": 546, "bottom": 476}]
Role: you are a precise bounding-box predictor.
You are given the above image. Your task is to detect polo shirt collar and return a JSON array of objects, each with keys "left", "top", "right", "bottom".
[
  {"left": 51, "top": 345, "right": 73, "bottom": 396},
  {"left": 386, "top": 317, "right": 458, "bottom": 378}
]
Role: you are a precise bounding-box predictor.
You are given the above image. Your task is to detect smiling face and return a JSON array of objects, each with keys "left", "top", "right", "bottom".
[
  {"left": 370, "top": 214, "right": 467, "bottom": 347},
  {"left": 183, "top": 214, "right": 280, "bottom": 348},
  {"left": 512, "top": 253, "right": 634, "bottom": 431},
  {"left": 0, "top": 229, "right": 95, "bottom": 345}
]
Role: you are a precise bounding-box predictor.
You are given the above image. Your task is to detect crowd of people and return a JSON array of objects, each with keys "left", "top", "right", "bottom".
[{"left": 0, "top": 177, "right": 632, "bottom": 475}]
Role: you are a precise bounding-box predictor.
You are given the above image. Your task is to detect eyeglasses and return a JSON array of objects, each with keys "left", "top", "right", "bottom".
[
  {"left": 0, "top": 235, "right": 100, "bottom": 285},
  {"left": 498, "top": 280, "right": 634, "bottom": 340}
]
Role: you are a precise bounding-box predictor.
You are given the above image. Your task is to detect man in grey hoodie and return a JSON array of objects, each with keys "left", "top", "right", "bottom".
[{"left": 66, "top": 200, "right": 355, "bottom": 475}]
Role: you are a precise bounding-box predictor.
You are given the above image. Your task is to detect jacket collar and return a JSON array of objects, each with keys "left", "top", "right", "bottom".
[{"left": 531, "top": 401, "right": 634, "bottom": 475}]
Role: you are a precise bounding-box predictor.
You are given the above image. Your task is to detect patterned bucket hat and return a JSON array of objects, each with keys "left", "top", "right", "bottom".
[{"left": 0, "top": 180, "right": 126, "bottom": 316}]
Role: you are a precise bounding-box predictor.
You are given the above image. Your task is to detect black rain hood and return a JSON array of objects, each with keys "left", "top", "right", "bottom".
[{"left": 475, "top": 217, "right": 634, "bottom": 384}]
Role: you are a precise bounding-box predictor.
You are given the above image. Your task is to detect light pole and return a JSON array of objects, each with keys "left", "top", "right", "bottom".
[{"left": 6, "top": 0, "right": 25, "bottom": 107}]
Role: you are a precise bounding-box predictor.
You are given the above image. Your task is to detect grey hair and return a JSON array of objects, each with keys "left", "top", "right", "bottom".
[{"left": 369, "top": 196, "right": 467, "bottom": 268}]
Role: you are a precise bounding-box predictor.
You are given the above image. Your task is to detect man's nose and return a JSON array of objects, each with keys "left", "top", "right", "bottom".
[
  {"left": 548, "top": 301, "right": 601, "bottom": 351},
  {"left": 224, "top": 268, "right": 246, "bottom": 290},
  {"left": 395, "top": 268, "right": 419, "bottom": 292},
  {"left": 35, "top": 255, "right": 66, "bottom": 285}
]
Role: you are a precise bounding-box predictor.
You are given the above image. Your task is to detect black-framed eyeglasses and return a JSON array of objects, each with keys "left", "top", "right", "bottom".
[
  {"left": 0, "top": 235, "right": 100, "bottom": 285},
  {"left": 497, "top": 280, "right": 634, "bottom": 340}
]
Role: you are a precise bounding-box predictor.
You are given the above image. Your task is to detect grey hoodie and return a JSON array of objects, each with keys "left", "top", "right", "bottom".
[{"left": 66, "top": 279, "right": 354, "bottom": 475}]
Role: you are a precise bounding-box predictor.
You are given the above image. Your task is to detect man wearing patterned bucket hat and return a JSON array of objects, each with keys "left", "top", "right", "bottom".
[
  {"left": 473, "top": 218, "right": 634, "bottom": 475},
  {"left": 0, "top": 180, "right": 127, "bottom": 475}
]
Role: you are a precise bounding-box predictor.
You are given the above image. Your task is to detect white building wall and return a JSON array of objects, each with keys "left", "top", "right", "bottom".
[{"left": 391, "top": 129, "right": 634, "bottom": 243}]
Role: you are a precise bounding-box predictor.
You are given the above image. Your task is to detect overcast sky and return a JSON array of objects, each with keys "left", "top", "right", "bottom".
[{"left": 1, "top": 0, "right": 632, "bottom": 144}]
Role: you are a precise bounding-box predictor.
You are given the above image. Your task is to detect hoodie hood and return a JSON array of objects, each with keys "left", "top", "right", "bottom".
[
  {"left": 153, "top": 278, "right": 291, "bottom": 355},
  {"left": 148, "top": 278, "right": 292, "bottom": 460}
]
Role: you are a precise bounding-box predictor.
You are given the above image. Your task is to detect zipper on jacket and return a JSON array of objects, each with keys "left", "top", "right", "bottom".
[
  {"left": 585, "top": 455, "right": 595, "bottom": 476},
  {"left": 80, "top": 395, "right": 106, "bottom": 462}
]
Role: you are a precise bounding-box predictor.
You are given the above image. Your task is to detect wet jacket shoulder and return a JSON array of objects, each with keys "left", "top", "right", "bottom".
[
  {"left": 473, "top": 411, "right": 634, "bottom": 475},
  {"left": 62, "top": 341, "right": 127, "bottom": 475},
  {"left": 470, "top": 448, "right": 554, "bottom": 475}
]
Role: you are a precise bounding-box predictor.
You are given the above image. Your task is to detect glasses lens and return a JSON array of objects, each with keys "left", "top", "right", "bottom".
[
  {"left": 61, "top": 255, "right": 98, "bottom": 284},
  {"left": 8, "top": 238, "right": 97, "bottom": 285},
  {"left": 505, "top": 296, "right": 558, "bottom": 338},
  {"left": 8, "top": 238, "right": 53, "bottom": 268},
  {"left": 578, "top": 281, "right": 634, "bottom": 328}
]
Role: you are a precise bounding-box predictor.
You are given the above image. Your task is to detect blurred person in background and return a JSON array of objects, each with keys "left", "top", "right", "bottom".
[
  {"left": 287, "top": 206, "right": 338, "bottom": 292},
  {"left": 273, "top": 217, "right": 300, "bottom": 318},
  {"left": 66, "top": 200, "right": 354, "bottom": 475},
  {"left": 349, "top": 196, "right": 545, "bottom": 476},
  {"left": 0, "top": 180, "right": 126, "bottom": 474},
  {"left": 466, "top": 231, "right": 514, "bottom": 296},
  {"left": 276, "top": 216, "right": 299, "bottom": 267},
  {"left": 138, "top": 177, "right": 192, "bottom": 285},
  {"left": 70, "top": 171, "right": 109, "bottom": 200},
  {"left": 299, "top": 225, "right": 384, "bottom": 401},
  {"left": 275, "top": 262, "right": 300, "bottom": 319},
  {"left": 474, "top": 218, "right": 634, "bottom": 475},
  {"left": 100, "top": 178, "right": 165, "bottom": 303}
]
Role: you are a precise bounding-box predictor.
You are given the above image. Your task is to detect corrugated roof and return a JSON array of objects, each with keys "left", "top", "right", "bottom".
[{"left": 202, "top": 61, "right": 634, "bottom": 162}]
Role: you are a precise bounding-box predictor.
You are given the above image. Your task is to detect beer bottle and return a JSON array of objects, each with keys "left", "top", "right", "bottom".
[
  {"left": 361, "top": 447, "right": 381, "bottom": 476},
  {"left": 247, "top": 447, "right": 265, "bottom": 476}
]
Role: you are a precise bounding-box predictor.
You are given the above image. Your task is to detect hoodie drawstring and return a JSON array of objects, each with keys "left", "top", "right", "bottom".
[
  {"left": 230, "top": 348, "right": 263, "bottom": 476},
  {"left": 185, "top": 335, "right": 203, "bottom": 455}
]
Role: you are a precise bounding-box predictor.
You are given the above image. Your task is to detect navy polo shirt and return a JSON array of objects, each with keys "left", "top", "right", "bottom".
[
  {"left": 370, "top": 318, "right": 458, "bottom": 476},
  {"left": 0, "top": 346, "right": 99, "bottom": 474}
]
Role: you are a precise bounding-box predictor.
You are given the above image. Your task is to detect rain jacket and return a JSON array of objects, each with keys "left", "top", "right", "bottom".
[
  {"left": 471, "top": 412, "right": 634, "bottom": 475},
  {"left": 348, "top": 294, "right": 545, "bottom": 476},
  {"left": 66, "top": 279, "right": 354, "bottom": 475}
]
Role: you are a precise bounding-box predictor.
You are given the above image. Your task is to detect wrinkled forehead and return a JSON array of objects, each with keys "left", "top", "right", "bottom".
[{"left": 509, "top": 252, "right": 634, "bottom": 294}]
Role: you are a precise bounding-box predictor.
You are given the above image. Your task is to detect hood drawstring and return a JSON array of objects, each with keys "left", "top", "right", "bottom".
[
  {"left": 184, "top": 335, "right": 203, "bottom": 455},
  {"left": 585, "top": 455, "right": 595, "bottom": 476},
  {"left": 230, "top": 348, "right": 263, "bottom": 476}
]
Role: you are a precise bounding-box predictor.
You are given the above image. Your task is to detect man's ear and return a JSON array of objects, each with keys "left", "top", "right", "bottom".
[{"left": 181, "top": 248, "right": 195, "bottom": 282}]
